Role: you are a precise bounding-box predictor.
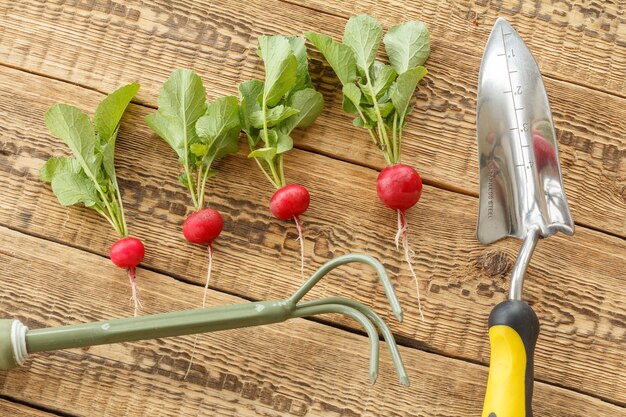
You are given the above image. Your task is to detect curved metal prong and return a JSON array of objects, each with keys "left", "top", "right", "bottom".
[
  {"left": 299, "top": 297, "right": 409, "bottom": 386},
  {"left": 288, "top": 254, "right": 403, "bottom": 322},
  {"left": 292, "top": 303, "right": 380, "bottom": 384}
]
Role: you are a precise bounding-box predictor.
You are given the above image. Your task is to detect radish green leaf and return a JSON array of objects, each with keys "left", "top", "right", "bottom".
[
  {"left": 148, "top": 69, "right": 241, "bottom": 210},
  {"left": 343, "top": 14, "right": 383, "bottom": 74},
  {"left": 384, "top": 21, "right": 430, "bottom": 74},
  {"left": 241, "top": 34, "right": 323, "bottom": 189},
  {"left": 281, "top": 88, "right": 324, "bottom": 133},
  {"left": 305, "top": 32, "right": 356, "bottom": 85},
  {"left": 307, "top": 14, "right": 430, "bottom": 165},
  {"left": 41, "top": 83, "right": 139, "bottom": 237},
  {"left": 258, "top": 35, "right": 298, "bottom": 108},
  {"left": 94, "top": 83, "right": 140, "bottom": 143}
]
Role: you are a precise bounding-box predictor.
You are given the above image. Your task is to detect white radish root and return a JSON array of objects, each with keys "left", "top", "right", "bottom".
[
  {"left": 184, "top": 244, "right": 213, "bottom": 379},
  {"left": 294, "top": 215, "right": 305, "bottom": 281},
  {"left": 127, "top": 267, "right": 142, "bottom": 317},
  {"left": 397, "top": 210, "right": 424, "bottom": 322}
]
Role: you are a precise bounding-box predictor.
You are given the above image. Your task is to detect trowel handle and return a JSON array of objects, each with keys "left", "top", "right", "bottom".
[{"left": 481, "top": 300, "right": 540, "bottom": 417}]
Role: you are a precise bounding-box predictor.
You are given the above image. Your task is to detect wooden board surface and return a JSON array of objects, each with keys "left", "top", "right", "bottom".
[
  {"left": 0, "top": 64, "right": 625, "bottom": 411},
  {"left": 1, "top": 228, "right": 624, "bottom": 417},
  {"left": 0, "top": 0, "right": 623, "bottom": 236},
  {"left": 0, "top": 0, "right": 624, "bottom": 416}
]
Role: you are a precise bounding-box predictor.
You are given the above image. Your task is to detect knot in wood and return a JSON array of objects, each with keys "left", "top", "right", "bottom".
[{"left": 477, "top": 251, "right": 513, "bottom": 278}]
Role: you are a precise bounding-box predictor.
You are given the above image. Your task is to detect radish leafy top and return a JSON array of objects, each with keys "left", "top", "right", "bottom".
[
  {"left": 239, "top": 35, "right": 324, "bottom": 189},
  {"left": 40, "top": 83, "right": 140, "bottom": 237},
  {"left": 306, "top": 14, "right": 430, "bottom": 165},
  {"left": 146, "top": 69, "right": 241, "bottom": 211}
]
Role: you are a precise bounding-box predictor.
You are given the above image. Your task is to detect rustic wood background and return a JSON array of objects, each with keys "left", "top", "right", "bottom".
[{"left": 0, "top": 1, "right": 624, "bottom": 416}]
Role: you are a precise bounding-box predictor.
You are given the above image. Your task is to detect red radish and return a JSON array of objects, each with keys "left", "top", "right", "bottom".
[
  {"left": 183, "top": 208, "right": 224, "bottom": 245},
  {"left": 376, "top": 164, "right": 425, "bottom": 320},
  {"left": 270, "top": 184, "right": 310, "bottom": 279},
  {"left": 110, "top": 237, "right": 145, "bottom": 317},
  {"left": 270, "top": 184, "right": 310, "bottom": 219},
  {"left": 182, "top": 208, "right": 223, "bottom": 307},
  {"left": 377, "top": 164, "right": 422, "bottom": 211}
]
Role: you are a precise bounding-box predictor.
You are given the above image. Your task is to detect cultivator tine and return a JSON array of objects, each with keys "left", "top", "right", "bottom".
[
  {"left": 288, "top": 254, "right": 403, "bottom": 322},
  {"left": 292, "top": 303, "right": 380, "bottom": 383},
  {"left": 298, "top": 297, "right": 409, "bottom": 386}
]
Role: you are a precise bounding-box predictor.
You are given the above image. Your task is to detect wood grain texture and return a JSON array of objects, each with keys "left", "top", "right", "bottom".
[
  {"left": 285, "top": 0, "right": 626, "bottom": 95},
  {"left": 0, "top": 65, "right": 624, "bottom": 406},
  {"left": 1, "top": 227, "right": 624, "bottom": 417},
  {"left": 0, "top": 399, "right": 58, "bottom": 417},
  {"left": 0, "top": 0, "right": 623, "bottom": 236}
]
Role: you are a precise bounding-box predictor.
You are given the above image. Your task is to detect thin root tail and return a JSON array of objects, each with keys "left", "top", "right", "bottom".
[
  {"left": 186, "top": 244, "right": 214, "bottom": 379},
  {"left": 394, "top": 210, "right": 408, "bottom": 250},
  {"left": 202, "top": 245, "right": 213, "bottom": 308},
  {"left": 398, "top": 216, "right": 424, "bottom": 322},
  {"left": 294, "top": 215, "right": 305, "bottom": 281},
  {"left": 128, "top": 267, "right": 143, "bottom": 317},
  {"left": 184, "top": 336, "right": 200, "bottom": 380}
]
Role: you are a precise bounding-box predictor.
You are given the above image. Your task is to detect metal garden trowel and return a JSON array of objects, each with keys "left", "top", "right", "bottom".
[{"left": 476, "top": 17, "right": 575, "bottom": 417}]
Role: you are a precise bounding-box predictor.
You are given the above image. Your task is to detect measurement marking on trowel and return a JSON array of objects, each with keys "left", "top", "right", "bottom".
[{"left": 501, "top": 25, "right": 527, "bottom": 166}]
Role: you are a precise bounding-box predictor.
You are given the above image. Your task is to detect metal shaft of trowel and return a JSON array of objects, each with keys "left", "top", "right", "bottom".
[{"left": 509, "top": 227, "right": 540, "bottom": 300}]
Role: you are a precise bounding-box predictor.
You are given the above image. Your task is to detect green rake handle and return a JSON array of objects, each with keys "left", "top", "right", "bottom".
[{"left": 0, "top": 254, "right": 409, "bottom": 385}]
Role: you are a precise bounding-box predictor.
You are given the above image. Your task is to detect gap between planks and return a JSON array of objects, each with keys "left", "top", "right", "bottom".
[
  {"left": 0, "top": 60, "right": 621, "bottom": 243},
  {"left": 1, "top": 223, "right": 624, "bottom": 409},
  {"left": 0, "top": 394, "right": 76, "bottom": 417}
]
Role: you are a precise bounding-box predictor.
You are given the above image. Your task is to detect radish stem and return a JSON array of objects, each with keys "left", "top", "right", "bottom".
[
  {"left": 254, "top": 158, "right": 279, "bottom": 188},
  {"left": 197, "top": 160, "right": 213, "bottom": 210},
  {"left": 196, "top": 166, "right": 203, "bottom": 207},
  {"left": 114, "top": 186, "right": 128, "bottom": 237},
  {"left": 278, "top": 155, "right": 286, "bottom": 188}
]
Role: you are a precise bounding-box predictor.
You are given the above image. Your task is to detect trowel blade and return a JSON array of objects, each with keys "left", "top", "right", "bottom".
[{"left": 476, "top": 17, "right": 574, "bottom": 244}]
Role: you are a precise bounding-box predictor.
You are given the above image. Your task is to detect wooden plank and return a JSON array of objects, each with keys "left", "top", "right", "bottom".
[
  {"left": 0, "top": 227, "right": 623, "bottom": 417},
  {"left": 0, "top": 0, "right": 623, "bottom": 236},
  {"left": 284, "top": 0, "right": 626, "bottom": 96},
  {"left": 0, "top": 65, "right": 624, "bottom": 404},
  {"left": 0, "top": 399, "right": 58, "bottom": 417}
]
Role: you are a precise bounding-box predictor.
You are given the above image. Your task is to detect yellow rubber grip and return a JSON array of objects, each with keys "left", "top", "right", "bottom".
[
  {"left": 482, "top": 325, "right": 527, "bottom": 417},
  {"left": 481, "top": 300, "right": 539, "bottom": 417}
]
